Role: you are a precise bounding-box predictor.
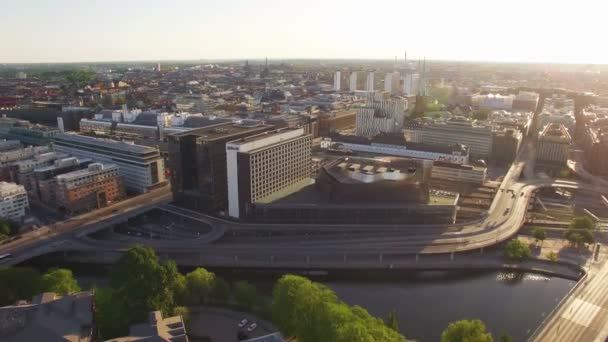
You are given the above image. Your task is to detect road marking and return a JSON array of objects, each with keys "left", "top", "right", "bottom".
[{"left": 561, "top": 298, "right": 602, "bottom": 328}]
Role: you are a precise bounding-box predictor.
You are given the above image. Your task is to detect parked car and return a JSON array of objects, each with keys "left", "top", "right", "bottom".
[
  {"left": 238, "top": 318, "right": 248, "bottom": 328},
  {"left": 247, "top": 323, "right": 258, "bottom": 332}
]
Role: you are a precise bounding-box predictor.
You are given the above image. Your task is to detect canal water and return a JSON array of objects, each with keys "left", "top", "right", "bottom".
[
  {"left": 58, "top": 264, "right": 575, "bottom": 342},
  {"left": 325, "top": 271, "right": 574, "bottom": 342}
]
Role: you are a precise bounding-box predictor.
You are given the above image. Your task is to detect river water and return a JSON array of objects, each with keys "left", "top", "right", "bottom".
[
  {"left": 325, "top": 271, "right": 574, "bottom": 342},
  {"left": 69, "top": 266, "right": 574, "bottom": 342}
]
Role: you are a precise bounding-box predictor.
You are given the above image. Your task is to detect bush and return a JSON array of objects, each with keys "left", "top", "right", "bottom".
[
  {"left": 546, "top": 251, "right": 558, "bottom": 262},
  {"left": 504, "top": 239, "right": 532, "bottom": 261}
]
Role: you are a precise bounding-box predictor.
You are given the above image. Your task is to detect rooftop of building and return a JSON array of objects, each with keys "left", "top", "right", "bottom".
[
  {"left": 330, "top": 132, "right": 469, "bottom": 155},
  {"left": 0, "top": 291, "right": 94, "bottom": 342},
  {"left": 540, "top": 123, "right": 572, "bottom": 142},
  {"left": 34, "top": 157, "right": 92, "bottom": 173},
  {"left": 227, "top": 127, "right": 306, "bottom": 147},
  {"left": 0, "top": 181, "right": 25, "bottom": 196},
  {"left": 433, "top": 160, "right": 487, "bottom": 171},
  {"left": 182, "top": 115, "right": 232, "bottom": 128},
  {"left": 170, "top": 121, "right": 273, "bottom": 140},
  {"left": 56, "top": 163, "right": 118, "bottom": 182},
  {"left": 54, "top": 132, "right": 160, "bottom": 154},
  {"left": 106, "top": 311, "right": 188, "bottom": 342}
]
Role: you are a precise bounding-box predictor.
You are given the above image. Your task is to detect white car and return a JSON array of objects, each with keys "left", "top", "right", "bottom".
[
  {"left": 247, "top": 323, "right": 258, "bottom": 332},
  {"left": 238, "top": 318, "right": 248, "bottom": 328}
]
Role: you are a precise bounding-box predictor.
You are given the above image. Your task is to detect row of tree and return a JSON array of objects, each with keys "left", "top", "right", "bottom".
[
  {"left": 0, "top": 218, "right": 20, "bottom": 242},
  {"left": 0, "top": 267, "right": 80, "bottom": 306},
  {"left": 272, "top": 274, "right": 409, "bottom": 342}
]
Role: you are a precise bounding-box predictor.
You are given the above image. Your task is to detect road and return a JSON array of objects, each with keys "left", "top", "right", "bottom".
[
  {"left": 0, "top": 186, "right": 172, "bottom": 265},
  {"left": 533, "top": 253, "right": 608, "bottom": 342}
]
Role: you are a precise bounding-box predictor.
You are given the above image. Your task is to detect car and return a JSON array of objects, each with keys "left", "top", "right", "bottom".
[
  {"left": 504, "top": 208, "right": 510, "bottom": 215},
  {"left": 238, "top": 318, "right": 248, "bottom": 328},
  {"left": 247, "top": 323, "right": 258, "bottom": 332}
]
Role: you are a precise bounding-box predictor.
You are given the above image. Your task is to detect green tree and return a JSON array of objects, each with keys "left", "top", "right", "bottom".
[
  {"left": 504, "top": 239, "right": 532, "bottom": 261},
  {"left": 385, "top": 310, "right": 399, "bottom": 332},
  {"left": 441, "top": 319, "right": 493, "bottom": 342},
  {"left": 499, "top": 332, "right": 513, "bottom": 342},
  {"left": 0, "top": 267, "right": 42, "bottom": 306},
  {"left": 531, "top": 227, "right": 547, "bottom": 245},
  {"left": 40, "top": 269, "right": 80, "bottom": 295},
  {"left": 0, "top": 220, "right": 10, "bottom": 236},
  {"left": 209, "top": 277, "right": 230, "bottom": 303},
  {"left": 564, "top": 229, "right": 594, "bottom": 248},
  {"left": 183, "top": 268, "right": 216, "bottom": 305},
  {"left": 272, "top": 275, "right": 406, "bottom": 342},
  {"left": 108, "top": 246, "right": 180, "bottom": 332},
  {"left": 546, "top": 251, "right": 558, "bottom": 262},
  {"left": 234, "top": 281, "right": 258, "bottom": 309},
  {"left": 65, "top": 70, "right": 94, "bottom": 89},
  {"left": 95, "top": 287, "right": 130, "bottom": 339},
  {"left": 570, "top": 216, "right": 595, "bottom": 230}
]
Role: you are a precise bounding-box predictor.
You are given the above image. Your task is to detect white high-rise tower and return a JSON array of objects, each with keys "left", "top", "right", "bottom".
[
  {"left": 366, "top": 71, "right": 374, "bottom": 92},
  {"left": 333, "top": 71, "right": 341, "bottom": 91},
  {"left": 349, "top": 72, "right": 358, "bottom": 92}
]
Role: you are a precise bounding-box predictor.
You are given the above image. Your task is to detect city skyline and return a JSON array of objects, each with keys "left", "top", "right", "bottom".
[{"left": 1, "top": 0, "right": 606, "bottom": 64}]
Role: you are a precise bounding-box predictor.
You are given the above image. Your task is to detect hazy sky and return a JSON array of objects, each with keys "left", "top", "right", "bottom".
[{"left": 1, "top": 0, "right": 605, "bottom": 64}]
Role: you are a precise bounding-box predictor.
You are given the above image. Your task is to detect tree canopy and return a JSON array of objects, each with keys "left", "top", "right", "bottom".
[
  {"left": 531, "top": 227, "right": 547, "bottom": 244},
  {"left": 570, "top": 216, "right": 595, "bottom": 230},
  {"left": 504, "top": 239, "right": 531, "bottom": 261},
  {"left": 441, "top": 319, "right": 494, "bottom": 342},
  {"left": 234, "top": 281, "right": 258, "bottom": 309},
  {"left": 98, "top": 245, "right": 181, "bottom": 339},
  {"left": 272, "top": 275, "right": 407, "bottom": 342},
  {"left": 40, "top": 268, "right": 80, "bottom": 295}
]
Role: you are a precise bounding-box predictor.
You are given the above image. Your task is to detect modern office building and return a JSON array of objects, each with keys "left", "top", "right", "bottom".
[
  {"left": 405, "top": 117, "right": 494, "bottom": 159},
  {"left": 226, "top": 128, "right": 312, "bottom": 219},
  {"left": 32, "top": 157, "right": 93, "bottom": 204},
  {"left": 0, "top": 181, "right": 28, "bottom": 222},
  {"left": 323, "top": 132, "right": 470, "bottom": 164},
  {"left": 248, "top": 157, "right": 458, "bottom": 224},
  {"left": 365, "top": 71, "right": 374, "bottom": 92},
  {"left": 4, "top": 124, "right": 62, "bottom": 146},
  {"left": 13, "top": 152, "right": 69, "bottom": 192},
  {"left": 53, "top": 133, "right": 166, "bottom": 193},
  {"left": 492, "top": 128, "right": 522, "bottom": 163},
  {"left": 167, "top": 121, "right": 273, "bottom": 212},
  {"left": 55, "top": 163, "right": 125, "bottom": 214},
  {"left": 333, "top": 71, "right": 341, "bottom": 91},
  {"left": 356, "top": 92, "right": 407, "bottom": 138},
  {"left": 349, "top": 72, "right": 358, "bottom": 92},
  {"left": 472, "top": 94, "right": 514, "bottom": 111},
  {"left": 536, "top": 123, "right": 571, "bottom": 167},
  {"left": 384, "top": 72, "right": 400, "bottom": 95},
  {"left": 431, "top": 161, "right": 487, "bottom": 185},
  {"left": 403, "top": 73, "right": 420, "bottom": 96}
]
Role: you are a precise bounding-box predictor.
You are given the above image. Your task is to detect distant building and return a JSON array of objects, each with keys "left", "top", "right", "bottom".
[
  {"left": 0, "top": 291, "right": 94, "bottom": 342},
  {"left": 333, "top": 71, "right": 341, "bottom": 91},
  {"left": 226, "top": 128, "right": 312, "bottom": 219},
  {"left": 580, "top": 118, "right": 608, "bottom": 176},
  {"left": 431, "top": 161, "right": 487, "bottom": 185},
  {"left": 492, "top": 129, "right": 522, "bottom": 163},
  {"left": 0, "top": 146, "right": 51, "bottom": 171},
  {"left": 472, "top": 94, "right": 514, "bottom": 111},
  {"left": 324, "top": 132, "right": 470, "bottom": 164},
  {"left": 402, "top": 73, "right": 420, "bottom": 96},
  {"left": 405, "top": 116, "right": 494, "bottom": 159},
  {"left": 512, "top": 91, "right": 540, "bottom": 112},
  {"left": 0, "top": 182, "right": 28, "bottom": 222},
  {"left": 349, "top": 72, "right": 358, "bottom": 92},
  {"left": 365, "top": 72, "right": 374, "bottom": 92},
  {"left": 53, "top": 133, "right": 166, "bottom": 193},
  {"left": 55, "top": 163, "right": 125, "bottom": 214},
  {"left": 356, "top": 92, "right": 407, "bottom": 138},
  {"left": 384, "top": 72, "right": 400, "bottom": 95},
  {"left": 536, "top": 123, "right": 571, "bottom": 167},
  {"left": 167, "top": 122, "right": 273, "bottom": 213},
  {"left": 15, "top": 71, "right": 27, "bottom": 79},
  {"left": 105, "top": 311, "right": 188, "bottom": 342},
  {"left": 5, "top": 124, "right": 61, "bottom": 146}
]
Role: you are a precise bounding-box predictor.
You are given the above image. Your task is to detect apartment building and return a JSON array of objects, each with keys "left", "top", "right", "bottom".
[{"left": 0, "top": 182, "right": 28, "bottom": 222}]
